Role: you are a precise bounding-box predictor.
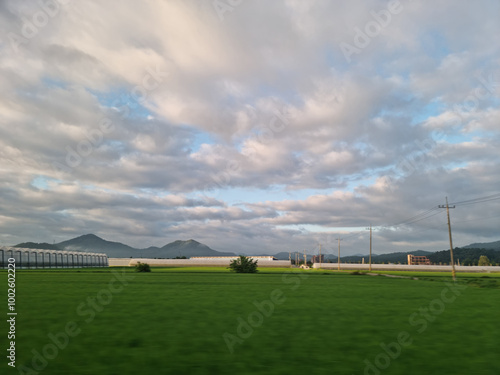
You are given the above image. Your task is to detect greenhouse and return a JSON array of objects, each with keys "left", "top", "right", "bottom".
[{"left": 0, "top": 246, "right": 108, "bottom": 269}]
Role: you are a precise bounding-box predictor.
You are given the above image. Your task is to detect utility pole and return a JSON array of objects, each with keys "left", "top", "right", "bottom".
[
  {"left": 318, "top": 243, "right": 322, "bottom": 269},
  {"left": 439, "top": 197, "right": 456, "bottom": 281},
  {"left": 303, "top": 250, "right": 306, "bottom": 266},
  {"left": 337, "top": 238, "right": 342, "bottom": 271},
  {"left": 289, "top": 252, "right": 291, "bottom": 268},
  {"left": 367, "top": 224, "right": 372, "bottom": 271}
]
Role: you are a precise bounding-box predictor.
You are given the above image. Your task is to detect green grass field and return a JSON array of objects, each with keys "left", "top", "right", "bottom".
[{"left": 2, "top": 267, "right": 499, "bottom": 375}]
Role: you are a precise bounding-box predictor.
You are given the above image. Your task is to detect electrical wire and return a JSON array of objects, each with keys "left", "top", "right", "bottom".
[
  {"left": 395, "top": 209, "right": 445, "bottom": 226},
  {"left": 450, "top": 193, "right": 500, "bottom": 206},
  {"left": 307, "top": 192, "right": 499, "bottom": 252},
  {"left": 380, "top": 192, "right": 499, "bottom": 230},
  {"left": 383, "top": 206, "right": 441, "bottom": 228},
  {"left": 449, "top": 214, "right": 500, "bottom": 225}
]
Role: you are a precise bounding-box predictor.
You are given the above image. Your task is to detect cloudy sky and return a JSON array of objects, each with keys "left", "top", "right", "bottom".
[{"left": 1, "top": 0, "right": 499, "bottom": 255}]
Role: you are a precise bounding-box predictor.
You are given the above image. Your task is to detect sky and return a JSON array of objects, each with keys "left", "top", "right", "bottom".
[{"left": 0, "top": 0, "right": 499, "bottom": 256}]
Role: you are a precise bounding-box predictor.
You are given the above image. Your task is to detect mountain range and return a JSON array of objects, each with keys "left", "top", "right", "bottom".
[{"left": 14, "top": 234, "right": 236, "bottom": 258}]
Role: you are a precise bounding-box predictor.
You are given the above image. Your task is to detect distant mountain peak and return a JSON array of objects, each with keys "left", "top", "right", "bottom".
[
  {"left": 49, "top": 234, "right": 236, "bottom": 258},
  {"left": 162, "top": 239, "right": 202, "bottom": 249},
  {"left": 79, "top": 233, "right": 102, "bottom": 240},
  {"left": 171, "top": 239, "right": 199, "bottom": 244}
]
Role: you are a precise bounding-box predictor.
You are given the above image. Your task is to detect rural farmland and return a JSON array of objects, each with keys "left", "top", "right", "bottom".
[{"left": 2, "top": 267, "right": 499, "bottom": 374}]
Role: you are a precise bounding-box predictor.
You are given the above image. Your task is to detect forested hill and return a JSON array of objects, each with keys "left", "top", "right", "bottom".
[{"left": 429, "top": 248, "right": 500, "bottom": 265}]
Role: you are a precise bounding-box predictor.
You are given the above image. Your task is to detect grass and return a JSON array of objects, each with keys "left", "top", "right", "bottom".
[
  {"left": 1, "top": 267, "right": 499, "bottom": 374},
  {"left": 360, "top": 270, "right": 500, "bottom": 278}
]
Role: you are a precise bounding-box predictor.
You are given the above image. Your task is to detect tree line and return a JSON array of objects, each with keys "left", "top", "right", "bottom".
[{"left": 428, "top": 248, "right": 499, "bottom": 266}]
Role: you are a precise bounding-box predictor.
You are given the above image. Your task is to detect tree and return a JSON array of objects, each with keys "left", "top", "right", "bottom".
[
  {"left": 229, "top": 255, "right": 258, "bottom": 273},
  {"left": 135, "top": 262, "right": 151, "bottom": 272},
  {"left": 478, "top": 255, "right": 491, "bottom": 266}
]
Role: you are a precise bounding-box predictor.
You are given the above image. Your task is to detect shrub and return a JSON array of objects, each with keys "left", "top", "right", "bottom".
[
  {"left": 229, "top": 255, "right": 258, "bottom": 273},
  {"left": 135, "top": 262, "right": 151, "bottom": 272},
  {"left": 478, "top": 255, "right": 491, "bottom": 266},
  {"left": 350, "top": 271, "right": 366, "bottom": 275}
]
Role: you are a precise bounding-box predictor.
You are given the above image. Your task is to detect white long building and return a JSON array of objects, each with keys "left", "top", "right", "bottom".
[
  {"left": 0, "top": 246, "right": 108, "bottom": 269},
  {"left": 312, "top": 262, "right": 500, "bottom": 272},
  {"left": 109, "top": 256, "right": 291, "bottom": 268}
]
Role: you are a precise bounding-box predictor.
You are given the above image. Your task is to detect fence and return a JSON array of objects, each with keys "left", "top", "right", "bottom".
[
  {"left": 109, "top": 258, "right": 292, "bottom": 268},
  {"left": 0, "top": 246, "right": 108, "bottom": 269}
]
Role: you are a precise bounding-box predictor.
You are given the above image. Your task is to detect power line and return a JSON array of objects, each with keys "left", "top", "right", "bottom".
[
  {"left": 450, "top": 193, "right": 500, "bottom": 206},
  {"left": 383, "top": 206, "right": 441, "bottom": 228},
  {"left": 397, "top": 209, "right": 445, "bottom": 226},
  {"left": 449, "top": 214, "right": 500, "bottom": 225},
  {"left": 453, "top": 197, "right": 500, "bottom": 207},
  {"left": 326, "top": 207, "right": 445, "bottom": 243},
  {"left": 380, "top": 192, "right": 500, "bottom": 230},
  {"left": 315, "top": 192, "right": 499, "bottom": 258},
  {"left": 341, "top": 230, "right": 366, "bottom": 241},
  {"left": 395, "top": 222, "right": 448, "bottom": 236}
]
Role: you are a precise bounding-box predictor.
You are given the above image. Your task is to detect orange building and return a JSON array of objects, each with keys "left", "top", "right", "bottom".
[{"left": 407, "top": 254, "right": 431, "bottom": 265}]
